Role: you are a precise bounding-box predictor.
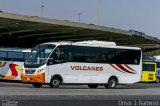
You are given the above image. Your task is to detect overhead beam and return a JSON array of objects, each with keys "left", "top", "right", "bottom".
[
  {"left": 37, "top": 33, "right": 103, "bottom": 40},
  {"left": 0, "top": 12, "right": 130, "bottom": 36}
]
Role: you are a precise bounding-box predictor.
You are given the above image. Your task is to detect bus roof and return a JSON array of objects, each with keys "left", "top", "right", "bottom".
[
  {"left": 0, "top": 48, "right": 31, "bottom": 52},
  {"left": 154, "top": 55, "right": 160, "bottom": 60},
  {"left": 41, "top": 40, "right": 141, "bottom": 50}
]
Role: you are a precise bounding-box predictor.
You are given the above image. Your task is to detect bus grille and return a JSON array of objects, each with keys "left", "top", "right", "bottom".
[
  {"left": 148, "top": 74, "right": 153, "bottom": 76},
  {"left": 25, "top": 69, "right": 36, "bottom": 74},
  {"left": 148, "top": 77, "right": 153, "bottom": 80}
]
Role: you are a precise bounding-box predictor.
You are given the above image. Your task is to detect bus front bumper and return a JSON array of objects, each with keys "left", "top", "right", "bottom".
[{"left": 21, "top": 73, "right": 45, "bottom": 83}]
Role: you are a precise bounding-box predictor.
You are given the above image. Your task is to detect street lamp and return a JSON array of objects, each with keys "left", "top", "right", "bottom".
[
  {"left": 96, "top": 0, "right": 99, "bottom": 25},
  {"left": 41, "top": 0, "right": 44, "bottom": 17},
  {"left": 78, "top": 12, "right": 82, "bottom": 23}
]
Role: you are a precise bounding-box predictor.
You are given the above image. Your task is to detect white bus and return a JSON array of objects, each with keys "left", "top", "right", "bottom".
[
  {"left": 0, "top": 48, "right": 30, "bottom": 81},
  {"left": 21, "top": 40, "right": 142, "bottom": 88}
]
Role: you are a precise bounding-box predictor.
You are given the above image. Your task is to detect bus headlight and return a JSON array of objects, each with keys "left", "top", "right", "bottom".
[{"left": 37, "top": 68, "right": 44, "bottom": 74}]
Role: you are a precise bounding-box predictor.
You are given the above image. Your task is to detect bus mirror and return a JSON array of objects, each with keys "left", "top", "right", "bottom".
[
  {"left": 48, "top": 58, "right": 53, "bottom": 60},
  {"left": 53, "top": 59, "right": 65, "bottom": 64},
  {"left": 47, "top": 58, "right": 54, "bottom": 65},
  {"left": 47, "top": 57, "right": 65, "bottom": 65}
]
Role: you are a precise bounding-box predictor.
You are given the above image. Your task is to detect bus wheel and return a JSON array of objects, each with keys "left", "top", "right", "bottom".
[
  {"left": 32, "top": 83, "right": 42, "bottom": 88},
  {"left": 88, "top": 84, "right": 99, "bottom": 88},
  {"left": 105, "top": 78, "right": 117, "bottom": 89},
  {"left": 49, "top": 77, "right": 61, "bottom": 88}
]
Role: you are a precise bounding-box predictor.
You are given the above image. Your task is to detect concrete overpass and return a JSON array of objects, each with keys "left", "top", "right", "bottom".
[{"left": 0, "top": 12, "right": 160, "bottom": 54}]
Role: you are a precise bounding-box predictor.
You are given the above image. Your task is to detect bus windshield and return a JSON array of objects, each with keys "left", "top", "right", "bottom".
[
  {"left": 24, "top": 44, "right": 56, "bottom": 67},
  {"left": 143, "top": 63, "right": 155, "bottom": 72}
]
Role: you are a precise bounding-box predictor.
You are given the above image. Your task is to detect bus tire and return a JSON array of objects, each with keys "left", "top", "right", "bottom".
[
  {"left": 32, "top": 83, "right": 42, "bottom": 88},
  {"left": 49, "top": 77, "right": 61, "bottom": 88},
  {"left": 105, "top": 78, "right": 117, "bottom": 89},
  {"left": 88, "top": 84, "right": 98, "bottom": 88}
]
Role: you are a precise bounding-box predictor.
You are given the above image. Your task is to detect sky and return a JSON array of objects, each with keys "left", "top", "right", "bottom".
[{"left": 0, "top": 0, "right": 160, "bottom": 39}]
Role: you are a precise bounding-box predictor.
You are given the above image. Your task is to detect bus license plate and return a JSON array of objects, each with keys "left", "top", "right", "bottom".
[{"left": 27, "top": 78, "right": 30, "bottom": 80}]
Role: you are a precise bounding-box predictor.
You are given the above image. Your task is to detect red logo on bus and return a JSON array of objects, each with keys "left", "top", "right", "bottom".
[{"left": 0, "top": 63, "right": 23, "bottom": 79}]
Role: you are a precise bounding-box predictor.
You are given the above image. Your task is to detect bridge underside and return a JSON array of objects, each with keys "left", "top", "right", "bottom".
[{"left": 0, "top": 12, "right": 160, "bottom": 55}]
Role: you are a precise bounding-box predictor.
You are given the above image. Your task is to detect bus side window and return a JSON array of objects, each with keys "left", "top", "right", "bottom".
[
  {"left": 47, "top": 50, "right": 58, "bottom": 65},
  {"left": 134, "top": 59, "right": 138, "bottom": 64},
  {"left": 47, "top": 47, "right": 65, "bottom": 65},
  {"left": 68, "top": 52, "right": 72, "bottom": 62},
  {"left": 52, "top": 48, "right": 60, "bottom": 60},
  {"left": 0, "top": 51, "right": 7, "bottom": 59},
  {"left": 8, "top": 51, "right": 24, "bottom": 61}
]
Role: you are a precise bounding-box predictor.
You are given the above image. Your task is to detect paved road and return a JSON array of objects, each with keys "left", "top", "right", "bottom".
[
  {"left": 1, "top": 81, "right": 160, "bottom": 106},
  {"left": 0, "top": 81, "right": 160, "bottom": 95}
]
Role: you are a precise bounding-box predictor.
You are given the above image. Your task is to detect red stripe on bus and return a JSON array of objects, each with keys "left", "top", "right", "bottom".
[
  {"left": 116, "top": 64, "right": 135, "bottom": 74},
  {"left": 124, "top": 64, "right": 135, "bottom": 72},
  {"left": 110, "top": 64, "right": 125, "bottom": 73}
]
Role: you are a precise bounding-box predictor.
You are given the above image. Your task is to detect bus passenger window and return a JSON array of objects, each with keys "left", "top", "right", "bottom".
[
  {"left": 66, "top": 52, "right": 73, "bottom": 62},
  {"left": 134, "top": 59, "right": 138, "bottom": 64},
  {"left": 53, "top": 48, "right": 60, "bottom": 60},
  {"left": 47, "top": 48, "right": 65, "bottom": 65},
  {"left": 0, "top": 51, "right": 7, "bottom": 59}
]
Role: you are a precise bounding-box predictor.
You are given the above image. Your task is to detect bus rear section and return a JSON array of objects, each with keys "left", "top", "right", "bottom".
[
  {"left": 21, "top": 41, "right": 142, "bottom": 88},
  {"left": 141, "top": 62, "right": 157, "bottom": 82},
  {"left": 0, "top": 48, "right": 30, "bottom": 81}
]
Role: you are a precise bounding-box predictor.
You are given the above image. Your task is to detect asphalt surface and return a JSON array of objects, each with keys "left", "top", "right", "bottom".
[
  {"left": 1, "top": 81, "right": 160, "bottom": 95},
  {"left": 1, "top": 81, "right": 160, "bottom": 106}
]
